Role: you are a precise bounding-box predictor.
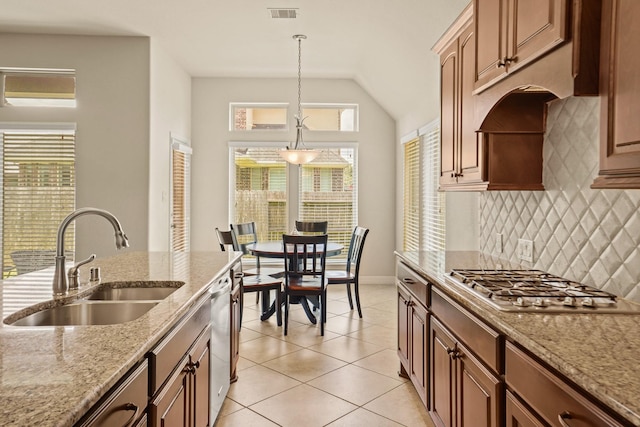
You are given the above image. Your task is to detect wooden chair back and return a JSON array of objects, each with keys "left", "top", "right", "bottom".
[{"left": 294, "top": 220, "right": 328, "bottom": 235}]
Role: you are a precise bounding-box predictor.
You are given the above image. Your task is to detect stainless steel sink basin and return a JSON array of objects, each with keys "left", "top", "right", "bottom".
[
  {"left": 85, "top": 286, "right": 179, "bottom": 301},
  {"left": 7, "top": 301, "right": 158, "bottom": 327}
]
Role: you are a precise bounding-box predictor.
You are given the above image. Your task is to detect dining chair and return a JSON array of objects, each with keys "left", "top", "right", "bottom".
[
  {"left": 295, "top": 220, "right": 328, "bottom": 235},
  {"left": 282, "top": 233, "right": 328, "bottom": 336},
  {"left": 230, "top": 221, "right": 283, "bottom": 277},
  {"left": 215, "top": 228, "right": 235, "bottom": 252},
  {"left": 326, "top": 226, "right": 369, "bottom": 318}
]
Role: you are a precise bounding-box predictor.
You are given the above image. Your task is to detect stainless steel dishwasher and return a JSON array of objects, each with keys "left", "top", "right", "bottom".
[{"left": 210, "top": 274, "right": 231, "bottom": 421}]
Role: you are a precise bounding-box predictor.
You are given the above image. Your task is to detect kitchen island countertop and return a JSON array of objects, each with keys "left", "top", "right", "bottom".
[
  {"left": 396, "top": 250, "right": 640, "bottom": 427},
  {"left": 0, "top": 250, "right": 241, "bottom": 427}
]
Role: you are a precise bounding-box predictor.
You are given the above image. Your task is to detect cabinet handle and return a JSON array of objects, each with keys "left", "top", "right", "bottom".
[
  {"left": 497, "top": 56, "right": 516, "bottom": 68},
  {"left": 407, "top": 301, "right": 415, "bottom": 307},
  {"left": 120, "top": 402, "right": 140, "bottom": 427},
  {"left": 403, "top": 278, "right": 415, "bottom": 285},
  {"left": 446, "top": 348, "right": 461, "bottom": 359},
  {"left": 558, "top": 411, "right": 573, "bottom": 427}
]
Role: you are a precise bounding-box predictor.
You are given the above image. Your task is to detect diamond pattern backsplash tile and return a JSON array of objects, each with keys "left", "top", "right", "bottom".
[{"left": 480, "top": 96, "right": 640, "bottom": 303}]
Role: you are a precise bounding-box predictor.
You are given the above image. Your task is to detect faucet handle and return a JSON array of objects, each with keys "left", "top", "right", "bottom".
[{"left": 68, "top": 254, "right": 96, "bottom": 290}]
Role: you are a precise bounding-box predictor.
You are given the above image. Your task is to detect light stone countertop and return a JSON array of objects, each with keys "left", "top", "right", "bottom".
[
  {"left": 396, "top": 250, "right": 640, "bottom": 427},
  {"left": 0, "top": 250, "right": 241, "bottom": 427}
]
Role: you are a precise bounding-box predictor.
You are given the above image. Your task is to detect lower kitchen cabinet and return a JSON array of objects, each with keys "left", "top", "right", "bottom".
[
  {"left": 505, "top": 390, "right": 545, "bottom": 427},
  {"left": 396, "top": 262, "right": 430, "bottom": 407},
  {"left": 505, "top": 342, "right": 628, "bottom": 427},
  {"left": 230, "top": 276, "right": 241, "bottom": 383},
  {"left": 430, "top": 318, "right": 502, "bottom": 427}
]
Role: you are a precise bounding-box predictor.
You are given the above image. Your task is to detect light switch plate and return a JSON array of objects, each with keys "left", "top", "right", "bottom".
[{"left": 517, "top": 238, "right": 534, "bottom": 262}]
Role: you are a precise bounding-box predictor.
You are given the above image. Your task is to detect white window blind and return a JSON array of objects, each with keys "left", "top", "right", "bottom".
[
  {"left": 1, "top": 130, "right": 76, "bottom": 276},
  {"left": 299, "top": 147, "right": 357, "bottom": 258},
  {"left": 421, "top": 122, "right": 445, "bottom": 251},
  {"left": 403, "top": 121, "right": 445, "bottom": 252},
  {"left": 403, "top": 138, "right": 420, "bottom": 251},
  {"left": 233, "top": 147, "right": 288, "bottom": 241},
  {"left": 171, "top": 140, "right": 192, "bottom": 252}
]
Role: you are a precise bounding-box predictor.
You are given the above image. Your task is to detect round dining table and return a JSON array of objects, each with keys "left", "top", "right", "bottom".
[{"left": 245, "top": 241, "right": 343, "bottom": 323}]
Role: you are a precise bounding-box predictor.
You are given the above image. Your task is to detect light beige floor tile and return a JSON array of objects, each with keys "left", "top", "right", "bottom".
[
  {"left": 249, "top": 384, "right": 357, "bottom": 427},
  {"left": 239, "top": 327, "right": 264, "bottom": 343},
  {"left": 323, "top": 314, "right": 372, "bottom": 335},
  {"left": 308, "top": 364, "right": 403, "bottom": 406},
  {"left": 236, "top": 356, "right": 257, "bottom": 372},
  {"left": 227, "top": 365, "right": 300, "bottom": 406},
  {"left": 325, "top": 408, "right": 404, "bottom": 426},
  {"left": 353, "top": 349, "right": 409, "bottom": 382},
  {"left": 348, "top": 324, "right": 397, "bottom": 349},
  {"left": 342, "top": 306, "right": 397, "bottom": 326},
  {"left": 326, "top": 299, "right": 356, "bottom": 316},
  {"left": 368, "top": 300, "right": 398, "bottom": 313},
  {"left": 276, "top": 322, "right": 341, "bottom": 347},
  {"left": 363, "top": 382, "right": 433, "bottom": 427},
  {"left": 242, "top": 316, "right": 298, "bottom": 336},
  {"left": 213, "top": 407, "right": 279, "bottom": 427},
  {"left": 217, "top": 397, "right": 244, "bottom": 418},
  {"left": 240, "top": 335, "right": 303, "bottom": 364},
  {"left": 308, "top": 335, "right": 385, "bottom": 363},
  {"left": 262, "top": 348, "right": 347, "bottom": 382}
]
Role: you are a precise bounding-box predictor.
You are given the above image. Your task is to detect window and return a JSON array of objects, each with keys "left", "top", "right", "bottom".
[
  {"left": 170, "top": 137, "right": 192, "bottom": 252},
  {"left": 299, "top": 147, "right": 357, "bottom": 252},
  {"left": 230, "top": 143, "right": 358, "bottom": 259},
  {"left": 1, "top": 127, "right": 76, "bottom": 276},
  {"left": 402, "top": 121, "right": 445, "bottom": 251},
  {"left": 1, "top": 71, "right": 76, "bottom": 108},
  {"left": 301, "top": 104, "right": 358, "bottom": 131},
  {"left": 230, "top": 103, "right": 288, "bottom": 131}
]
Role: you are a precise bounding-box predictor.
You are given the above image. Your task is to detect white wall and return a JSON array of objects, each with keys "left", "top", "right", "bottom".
[
  {"left": 148, "top": 40, "right": 192, "bottom": 251},
  {"left": 191, "top": 77, "right": 396, "bottom": 280},
  {"left": 0, "top": 34, "right": 150, "bottom": 259}
]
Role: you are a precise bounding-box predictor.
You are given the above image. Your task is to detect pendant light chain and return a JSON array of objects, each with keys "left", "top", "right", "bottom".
[{"left": 297, "top": 35, "right": 303, "bottom": 121}]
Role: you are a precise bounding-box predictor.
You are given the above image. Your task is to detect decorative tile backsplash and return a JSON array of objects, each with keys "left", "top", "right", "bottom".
[{"left": 480, "top": 96, "right": 640, "bottom": 303}]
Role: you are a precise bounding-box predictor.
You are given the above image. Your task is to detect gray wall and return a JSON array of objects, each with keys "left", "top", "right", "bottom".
[{"left": 191, "top": 77, "right": 396, "bottom": 282}]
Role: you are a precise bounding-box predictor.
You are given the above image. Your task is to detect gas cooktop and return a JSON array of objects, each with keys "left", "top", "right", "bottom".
[{"left": 445, "top": 269, "right": 640, "bottom": 313}]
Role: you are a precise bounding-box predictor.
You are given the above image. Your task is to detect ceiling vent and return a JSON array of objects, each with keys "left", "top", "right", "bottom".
[{"left": 269, "top": 8, "right": 298, "bottom": 19}]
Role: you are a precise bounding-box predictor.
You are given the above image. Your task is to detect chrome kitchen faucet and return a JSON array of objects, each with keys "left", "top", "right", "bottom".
[{"left": 52, "top": 207, "right": 129, "bottom": 296}]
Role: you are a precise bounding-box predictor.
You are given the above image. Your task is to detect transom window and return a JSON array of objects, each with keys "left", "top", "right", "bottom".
[{"left": 1, "top": 70, "right": 76, "bottom": 108}]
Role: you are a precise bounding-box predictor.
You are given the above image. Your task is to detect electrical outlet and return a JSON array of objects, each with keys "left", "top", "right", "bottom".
[
  {"left": 517, "top": 238, "right": 534, "bottom": 262},
  {"left": 496, "top": 233, "right": 503, "bottom": 253}
]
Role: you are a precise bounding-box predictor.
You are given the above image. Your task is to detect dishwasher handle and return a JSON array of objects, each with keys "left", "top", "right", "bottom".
[{"left": 210, "top": 278, "right": 232, "bottom": 298}]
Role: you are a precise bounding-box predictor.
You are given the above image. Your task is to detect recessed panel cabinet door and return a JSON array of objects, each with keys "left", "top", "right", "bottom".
[
  {"left": 430, "top": 319, "right": 456, "bottom": 427},
  {"left": 440, "top": 41, "right": 458, "bottom": 186},
  {"left": 397, "top": 286, "right": 410, "bottom": 369},
  {"left": 410, "top": 302, "right": 428, "bottom": 406},
  {"left": 593, "top": 0, "right": 640, "bottom": 187},
  {"left": 475, "top": 0, "right": 505, "bottom": 90}
]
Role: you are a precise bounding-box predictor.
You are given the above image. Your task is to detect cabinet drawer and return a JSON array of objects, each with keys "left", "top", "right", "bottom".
[
  {"left": 505, "top": 342, "right": 626, "bottom": 427},
  {"left": 148, "top": 295, "right": 211, "bottom": 395},
  {"left": 77, "top": 361, "right": 148, "bottom": 427},
  {"left": 396, "top": 261, "right": 429, "bottom": 307},
  {"left": 431, "top": 287, "right": 502, "bottom": 373}
]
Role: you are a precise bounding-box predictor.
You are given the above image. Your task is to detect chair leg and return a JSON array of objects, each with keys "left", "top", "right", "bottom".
[
  {"left": 354, "top": 279, "right": 362, "bottom": 318},
  {"left": 320, "top": 291, "right": 325, "bottom": 336},
  {"left": 275, "top": 287, "right": 282, "bottom": 327},
  {"left": 255, "top": 292, "right": 260, "bottom": 304},
  {"left": 345, "top": 283, "right": 354, "bottom": 309},
  {"left": 284, "top": 293, "right": 289, "bottom": 335}
]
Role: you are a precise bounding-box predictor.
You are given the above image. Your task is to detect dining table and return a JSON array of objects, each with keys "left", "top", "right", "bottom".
[{"left": 246, "top": 240, "right": 343, "bottom": 323}]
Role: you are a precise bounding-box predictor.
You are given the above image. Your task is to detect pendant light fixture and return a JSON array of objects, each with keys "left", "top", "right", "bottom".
[{"left": 279, "top": 34, "right": 320, "bottom": 165}]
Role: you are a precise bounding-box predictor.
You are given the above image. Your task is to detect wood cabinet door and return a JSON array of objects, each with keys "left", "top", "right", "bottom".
[
  {"left": 457, "top": 24, "right": 482, "bottom": 185},
  {"left": 397, "top": 286, "right": 410, "bottom": 369},
  {"left": 505, "top": 391, "right": 545, "bottom": 427},
  {"left": 409, "top": 302, "right": 428, "bottom": 407},
  {"left": 456, "top": 342, "right": 502, "bottom": 427},
  {"left": 192, "top": 332, "right": 211, "bottom": 427},
  {"left": 440, "top": 39, "right": 458, "bottom": 187},
  {"left": 596, "top": 0, "right": 640, "bottom": 183},
  {"left": 474, "top": 0, "right": 506, "bottom": 90},
  {"left": 507, "top": 0, "right": 568, "bottom": 73},
  {"left": 430, "top": 318, "right": 456, "bottom": 427},
  {"left": 149, "top": 358, "right": 190, "bottom": 427}
]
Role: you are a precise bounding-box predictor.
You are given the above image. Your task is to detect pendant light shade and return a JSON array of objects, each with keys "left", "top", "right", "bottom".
[{"left": 280, "top": 34, "right": 320, "bottom": 165}]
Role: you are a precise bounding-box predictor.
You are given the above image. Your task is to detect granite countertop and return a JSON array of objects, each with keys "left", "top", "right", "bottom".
[
  {"left": 396, "top": 250, "right": 640, "bottom": 427},
  {"left": 0, "top": 250, "right": 241, "bottom": 427}
]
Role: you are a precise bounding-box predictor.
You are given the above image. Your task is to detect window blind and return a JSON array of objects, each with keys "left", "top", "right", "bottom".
[
  {"left": 403, "top": 138, "right": 420, "bottom": 251},
  {"left": 421, "top": 123, "right": 445, "bottom": 251},
  {"left": 298, "top": 147, "right": 357, "bottom": 258},
  {"left": 1, "top": 131, "right": 75, "bottom": 276},
  {"left": 171, "top": 141, "right": 191, "bottom": 252}
]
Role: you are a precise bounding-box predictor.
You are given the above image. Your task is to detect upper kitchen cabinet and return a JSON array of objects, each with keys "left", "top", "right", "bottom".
[
  {"left": 592, "top": 0, "right": 640, "bottom": 189},
  {"left": 435, "top": 4, "right": 482, "bottom": 189},
  {"left": 474, "top": 0, "right": 569, "bottom": 93}
]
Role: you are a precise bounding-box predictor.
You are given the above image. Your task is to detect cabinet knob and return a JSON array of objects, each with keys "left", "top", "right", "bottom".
[{"left": 497, "top": 56, "right": 516, "bottom": 68}]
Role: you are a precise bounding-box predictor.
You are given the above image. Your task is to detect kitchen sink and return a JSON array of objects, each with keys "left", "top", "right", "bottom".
[
  {"left": 85, "top": 284, "right": 182, "bottom": 301},
  {"left": 7, "top": 301, "right": 159, "bottom": 327}
]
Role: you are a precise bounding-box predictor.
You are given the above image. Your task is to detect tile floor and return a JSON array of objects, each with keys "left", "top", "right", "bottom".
[{"left": 214, "top": 283, "right": 434, "bottom": 427}]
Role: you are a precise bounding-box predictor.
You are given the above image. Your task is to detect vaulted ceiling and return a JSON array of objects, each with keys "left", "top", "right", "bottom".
[{"left": 0, "top": 0, "right": 469, "bottom": 125}]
